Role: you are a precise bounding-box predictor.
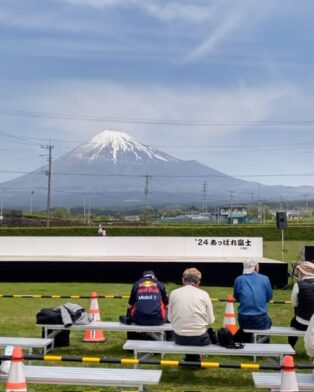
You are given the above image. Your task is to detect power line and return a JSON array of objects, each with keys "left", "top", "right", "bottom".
[
  {"left": 2, "top": 108, "right": 314, "bottom": 127},
  {"left": 0, "top": 170, "right": 314, "bottom": 179}
]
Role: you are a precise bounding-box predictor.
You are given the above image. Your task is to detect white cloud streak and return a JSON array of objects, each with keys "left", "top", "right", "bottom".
[
  {"left": 184, "top": 1, "right": 261, "bottom": 63},
  {"left": 60, "top": 0, "right": 213, "bottom": 24},
  {"left": 6, "top": 80, "right": 296, "bottom": 143}
]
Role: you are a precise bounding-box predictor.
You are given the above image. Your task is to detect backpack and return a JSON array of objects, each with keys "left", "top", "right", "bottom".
[{"left": 217, "top": 327, "right": 245, "bottom": 349}]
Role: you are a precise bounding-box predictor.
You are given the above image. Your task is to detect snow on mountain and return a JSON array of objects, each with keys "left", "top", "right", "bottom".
[
  {"left": 70, "top": 130, "right": 175, "bottom": 163},
  {"left": 1, "top": 129, "right": 314, "bottom": 209}
]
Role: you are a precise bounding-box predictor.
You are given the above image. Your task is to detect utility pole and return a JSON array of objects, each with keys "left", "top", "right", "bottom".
[
  {"left": 202, "top": 181, "right": 208, "bottom": 213},
  {"left": 144, "top": 175, "right": 152, "bottom": 224},
  {"left": 41, "top": 143, "right": 54, "bottom": 228},
  {"left": 87, "top": 199, "right": 91, "bottom": 225},
  {"left": 229, "top": 190, "right": 234, "bottom": 216},
  {"left": 304, "top": 193, "right": 309, "bottom": 212},
  {"left": 30, "top": 191, "right": 34, "bottom": 214},
  {"left": 83, "top": 198, "right": 86, "bottom": 224}
]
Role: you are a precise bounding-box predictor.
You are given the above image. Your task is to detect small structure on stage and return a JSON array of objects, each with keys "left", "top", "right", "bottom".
[{"left": 0, "top": 236, "right": 287, "bottom": 287}]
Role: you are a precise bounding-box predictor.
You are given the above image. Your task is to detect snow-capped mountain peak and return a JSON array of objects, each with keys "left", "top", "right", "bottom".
[{"left": 70, "top": 129, "right": 174, "bottom": 163}]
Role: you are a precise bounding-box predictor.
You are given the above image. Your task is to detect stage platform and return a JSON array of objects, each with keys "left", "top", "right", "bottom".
[{"left": 0, "top": 236, "right": 288, "bottom": 287}]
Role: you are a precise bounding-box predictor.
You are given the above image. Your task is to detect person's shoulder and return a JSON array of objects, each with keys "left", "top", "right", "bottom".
[
  {"left": 194, "top": 286, "right": 210, "bottom": 296},
  {"left": 258, "top": 273, "right": 271, "bottom": 281},
  {"left": 234, "top": 274, "right": 245, "bottom": 283},
  {"left": 170, "top": 285, "right": 186, "bottom": 294}
]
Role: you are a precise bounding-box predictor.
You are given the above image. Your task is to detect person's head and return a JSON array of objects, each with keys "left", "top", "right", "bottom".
[
  {"left": 243, "top": 258, "right": 259, "bottom": 275},
  {"left": 182, "top": 267, "right": 202, "bottom": 286},
  {"left": 296, "top": 261, "right": 314, "bottom": 279},
  {"left": 142, "top": 270, "right": 156, "bottom": 280}
]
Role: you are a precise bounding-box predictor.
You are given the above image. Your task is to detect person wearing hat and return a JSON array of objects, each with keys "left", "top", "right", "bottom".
[
  {"left": 168, "top": 267, "right": 215, "bottom": 361},
  {"left": 126, "top": 270, "right": 168, "bottom": 326},
  {"left": 289, "top": 261, "right": 314, "bottom": 348},
  {"left": 233, "top": 259, "right": 273, "bottom": 341}
]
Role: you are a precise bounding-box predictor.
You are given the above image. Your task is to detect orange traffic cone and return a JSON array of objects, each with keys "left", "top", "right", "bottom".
[
  {"left": 223, "top": 295, "right": 237, "bottom": 335},
  {"left": 83, "top": 291, "right": 106, "bottom": 342},
  {"left": 5, "top": 346, "right": 27, "bottom": 392},
  {"left": 280, "top": 355, "right": 299, "bottom": 391}
]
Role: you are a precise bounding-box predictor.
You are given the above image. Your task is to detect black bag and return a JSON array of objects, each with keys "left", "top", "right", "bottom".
[
  {"left": 126, "top": 331, "right": 155, "bottom": 341},
  {"left": 233, "top": 328, "right": 253, "bottom": 343},
  {"left": 217, "top": 327, "right": 244, "bottom": 349},
  {"left": 41, "top": 328, "right": 70, "bottom": 347},
  {"left": 36, "top": 308, "right": 63, "bottom": 324},
  {"left": 208, "top": 328, "right": 218, "bottom": 345},
  {"left": 37, "top": 307, "right": 70, "bottom": 347},
  {"left": 119, "top": 315, "right": 132, "bottom": 325}
]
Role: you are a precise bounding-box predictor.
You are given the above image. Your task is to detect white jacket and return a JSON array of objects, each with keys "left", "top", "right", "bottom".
[{"left": 305, "top": 313, "right": 314, "bottom": 358}]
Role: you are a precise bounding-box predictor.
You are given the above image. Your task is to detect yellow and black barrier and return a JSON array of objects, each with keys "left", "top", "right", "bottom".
[
  {"left": 0, "top": 354, "right": 313, "bottom": 370},
  {"left": 0, "top": 294, "right": 130, "bottom": 299},
  {"left": 0, "top": 294, "right": 292, "bottom": 304}
]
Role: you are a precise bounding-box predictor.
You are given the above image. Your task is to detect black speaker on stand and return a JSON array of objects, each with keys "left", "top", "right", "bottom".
[
  {"left": 276, "top": 211, "right": 288, "bottom": 230},
  {"left": 276, "top": 212, "right": 287, "bottom": 261}
]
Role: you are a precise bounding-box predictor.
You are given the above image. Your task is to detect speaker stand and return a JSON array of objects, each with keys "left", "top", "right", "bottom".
[{"left": 281, "top": 229, "right": 285, "bottom": 261}]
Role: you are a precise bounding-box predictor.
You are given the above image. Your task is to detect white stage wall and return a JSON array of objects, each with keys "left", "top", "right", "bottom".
[{"left": 0, "top": 236, "right": 263, "bottom": 258}]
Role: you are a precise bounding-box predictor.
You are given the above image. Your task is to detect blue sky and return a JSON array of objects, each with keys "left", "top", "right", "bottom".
[{"left": 0, "top": 0, "right": 314, "bottom": 191}]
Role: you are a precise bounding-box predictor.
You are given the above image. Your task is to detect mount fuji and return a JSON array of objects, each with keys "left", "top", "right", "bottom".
[{"left": 1, "top": 130, "right": 313, "bottom": 210}]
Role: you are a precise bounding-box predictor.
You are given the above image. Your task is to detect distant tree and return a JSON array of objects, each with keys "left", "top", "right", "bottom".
[{"left": 51, "top": 208, "right": 70, "bottom": 219}]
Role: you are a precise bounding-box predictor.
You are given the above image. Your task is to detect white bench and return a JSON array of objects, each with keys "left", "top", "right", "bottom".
[
  {"left": 0, "top": 337, "right": 53, "bottom": 354},
  {"left": 252, "top": 372, "right": 314, "bottom": 391},
  {"left": 38, "top": 321, "right": 173, "bottom": 342},
  {"left": 244, "top": 326, "right": 306, "bottom": 343},
  {"left": 0, "top": 365, "right": 162, "bottom": 391},
  {"left": 123, "top": 340, "right": 295, "bottom": 363}
]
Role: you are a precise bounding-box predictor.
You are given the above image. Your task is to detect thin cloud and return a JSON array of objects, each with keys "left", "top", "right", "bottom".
[
  {"left": 5, "top": 80, "right": 297, "bottom": 142},
  {"left": 185, "top": 13, "right": 244, "bottom": 63},
  {"left": 61, "top": 0, "right": 212, "bottom": 24},
  {"left": 184, "top": 1, "right": 256, "bottom": 63}
]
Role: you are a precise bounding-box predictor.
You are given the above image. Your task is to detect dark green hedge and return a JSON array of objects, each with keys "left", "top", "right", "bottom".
[{"left": 0, "top": 224, "right": 313, "bottom": 240}]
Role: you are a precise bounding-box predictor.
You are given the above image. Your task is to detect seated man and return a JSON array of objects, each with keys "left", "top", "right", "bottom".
[
  {"left": 167, "top": 267, "right": 215, "bottom": 361},
  {"left": 127, "top": 270, "right": 168, "bottom": 326},
  {"left": 233, "top": 259, "right": 272, "bottom": 342},
  {"left": 305, "top": 313, "right": 314, "bottom": 358},
  {"left": 289, "top": 261, "right": 314, "bottom": 348}
]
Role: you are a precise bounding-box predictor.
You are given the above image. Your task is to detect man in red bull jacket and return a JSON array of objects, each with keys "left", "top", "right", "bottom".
[{"left": 127, "top": 270, "right": 168, "bottom": 325}]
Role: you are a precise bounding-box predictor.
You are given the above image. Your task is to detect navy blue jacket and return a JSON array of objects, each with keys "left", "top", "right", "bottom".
[{"left": 128, "top": 277, "right": 168, "bottom": 325}]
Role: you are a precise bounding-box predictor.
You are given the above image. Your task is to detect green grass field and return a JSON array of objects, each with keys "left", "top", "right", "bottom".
[
  {"left": 0, "top": 240, "right": 313, "bottom": 391},
  {"left": 0, "top": 281, "right": 312, "bottom": 391}
]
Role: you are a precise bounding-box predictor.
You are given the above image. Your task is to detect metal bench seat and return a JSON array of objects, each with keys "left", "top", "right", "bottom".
[
  {"left": 123, "top": 340, "right": 295, "bottom": 363},
  {"left": 0, "top": 365, "right": 162, "bottom": 391},
  {"left": 0, "top": 337, "right": 53, "bottom": 354},
  {"left": 38, "top": 321, "right": 173, "bottom": 341},
  {"left": 252, "top": 372, "right": 314, "bottom": 391},
  {"left": 243, "top": 326, "right": 306, "bottom": 343}
]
